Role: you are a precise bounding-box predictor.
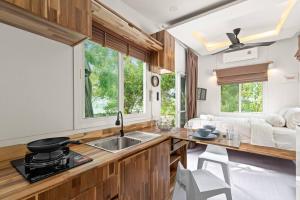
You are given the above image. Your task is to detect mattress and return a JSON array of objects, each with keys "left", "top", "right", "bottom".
[{"left": 273, "top": 127, "right": 296, "bottom": 150}]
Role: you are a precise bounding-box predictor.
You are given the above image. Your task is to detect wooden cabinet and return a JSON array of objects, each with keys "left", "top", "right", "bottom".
[
  {"left": 151, "top": 30, "right": 175, "bottom": 73},
  {"left": 119, "top": 140, "right": 170, "bottom": 200},
  {"left": 149, "top": 140, "right": 170, "bottom": 200},
  {"left": 96, "top": 161, "right": 119, "bottom": 200},
  {"left": 47, "top": 0, "right": 91, "bottom": 37},
  {"left": 71, "top": 187, "right": 96, "bottom": 200},
  {"left": 21, "top": 140, "right": 170, "bottom": 200},
  {"left": 119, "top": 150, "right": 150, "bottom": 200},
  {"left": 1, "top": 0, "right": 91, "bottom": 45}
]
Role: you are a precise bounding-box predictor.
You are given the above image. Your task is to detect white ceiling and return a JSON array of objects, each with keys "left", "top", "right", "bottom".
[
  {"left": 102, "top": 0, "right": 300, "bottom": 56},
  {"left": 169, "top": 0, "right": 300, "bottom": 55},
  {"left": 121, "top": 0, "right": 234, "bottom": 26}
]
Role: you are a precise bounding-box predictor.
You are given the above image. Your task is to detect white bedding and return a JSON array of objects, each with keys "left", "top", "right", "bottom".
[
  {"left": 186, "top": 115, "right": 296, "bottom": 151},
  {"left": 250, "top": 119, "right": 275, "bottom": 148},
  {"left": 273, "top": 127, "right": 296, "bottom": 150}
]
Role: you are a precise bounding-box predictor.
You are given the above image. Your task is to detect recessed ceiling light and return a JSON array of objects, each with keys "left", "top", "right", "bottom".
[{"left": 169, "top": 5, "right": 178, "bottom": 12}]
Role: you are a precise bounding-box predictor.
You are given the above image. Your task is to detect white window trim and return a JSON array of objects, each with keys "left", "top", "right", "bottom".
[
  {"left": 74, "top": 43, "right": 152, "bottom": 130},
  {"left": 219, "top": 82, "right": 265, "bottom": 115}
]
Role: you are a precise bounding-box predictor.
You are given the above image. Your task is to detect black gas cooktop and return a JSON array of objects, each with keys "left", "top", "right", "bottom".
[{"left": 11, "top": 149, "right": 92, "bottom": 183}]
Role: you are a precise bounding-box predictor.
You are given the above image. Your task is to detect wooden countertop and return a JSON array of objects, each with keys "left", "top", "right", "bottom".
[
  {"left": 0, "top": 127, "right": 295, "bottom": 199},
  {"left": 0, "top": 128, "right": 169, "bottom": 200},
  {"left": 157, "top": 128, "right": 296, "bottom": 161}
]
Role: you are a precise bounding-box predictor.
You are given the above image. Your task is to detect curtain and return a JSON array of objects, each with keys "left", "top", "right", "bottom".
[
  {"left": 186, "top": 49, "right": 198, "bottom": 120},
  {"left": 85, "top": 61, "right": 94, "bottom": 118},
  {"left": 215, "top": 63, "right": 269, "bottom": 85},
  {"left": 295, "top": 35, "right": 300, "bottom": 61}
]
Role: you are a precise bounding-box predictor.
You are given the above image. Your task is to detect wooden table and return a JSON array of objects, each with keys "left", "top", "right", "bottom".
[{"left": 152, "top": 128, "right": 296, "bottom": 161}]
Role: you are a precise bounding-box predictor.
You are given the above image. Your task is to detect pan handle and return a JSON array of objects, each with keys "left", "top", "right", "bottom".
[{"left": 60, "top": 140, "right": 81, "bottom": 146}]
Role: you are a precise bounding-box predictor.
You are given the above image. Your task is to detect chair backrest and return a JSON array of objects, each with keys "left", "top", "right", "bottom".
[
  {"left": 172, "top": 162, "right": 201, "bottom": 200},
  {"left": 206, "top": 144, "right": 228, "bottom": 155}
]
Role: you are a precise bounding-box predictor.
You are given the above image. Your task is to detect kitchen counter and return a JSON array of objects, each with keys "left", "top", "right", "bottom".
[
  {"left": 0, "top": 127, "right": 169, "bottom": 200},
  {"left": 0, "top": 127, "right": 295, "bottom": 199}
]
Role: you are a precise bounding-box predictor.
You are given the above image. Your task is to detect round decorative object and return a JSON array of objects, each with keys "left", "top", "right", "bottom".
[{"left": 151, "top": 75, "right": 159, "bottom": 87}]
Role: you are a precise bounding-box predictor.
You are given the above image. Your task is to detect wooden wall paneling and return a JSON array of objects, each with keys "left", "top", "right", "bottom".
[
  {"left": 119, "top": 150, "right": 150, "bottom": 200},
  {"left": 149, "top": 140, "right": 170, "bottom": 200},
  {"left": 96, "top": 161, "right": 119, "bottom": 200}
]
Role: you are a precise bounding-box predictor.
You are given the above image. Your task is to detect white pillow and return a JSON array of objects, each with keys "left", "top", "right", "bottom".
[
  {"left": 285, "top": 108, "right": 300, "bottom": 129},
  {"left": 265, "top": 114, "right": 286, "bottom": 127},
  {"left": 278, "top": 107, "right": 290, "bottom": 117}
]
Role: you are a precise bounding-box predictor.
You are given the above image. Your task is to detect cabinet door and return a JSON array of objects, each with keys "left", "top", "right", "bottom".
[
  {"left": 4, "top": 0, "right": 47, "bottom": 18},
  {"left": 71, "top": 187, "right": 96, "bottom": 200},
  {"left": 47, "top": 0, "right": 91, "bottom": 36},
  {"left": 119, "top": 150, "right": 150, "bottom": 200},
  {"left": 149, "top": 140, "right": 170, "bottom": 200},
  {"left": 96, "top": 161, "right": 119, "bottom": 200}
]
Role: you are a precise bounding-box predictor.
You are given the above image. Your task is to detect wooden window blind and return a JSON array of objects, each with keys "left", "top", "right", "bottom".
[
  {"left": 92, "top": 21, "right": 151, "bottom": 63},
  {"left": 215, "top": 63, "right": 269, "bottom": 85}
]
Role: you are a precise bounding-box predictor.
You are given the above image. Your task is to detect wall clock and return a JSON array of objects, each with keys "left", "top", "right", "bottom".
[{"left": 151, "top": 75, "right": 160, "bottom": 87}]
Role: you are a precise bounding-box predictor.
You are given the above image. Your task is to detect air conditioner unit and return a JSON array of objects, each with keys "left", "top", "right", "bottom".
[{"left": 223, "top": 47, "right": 258, "bottom": 63}]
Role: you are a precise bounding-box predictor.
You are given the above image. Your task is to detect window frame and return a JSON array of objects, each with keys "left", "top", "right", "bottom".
[
  {"left": 219, "top": 82, "right": 265, "bottom": 114},
  {"left": 74, "top": 42, "right": 151, "bottom": 130}
]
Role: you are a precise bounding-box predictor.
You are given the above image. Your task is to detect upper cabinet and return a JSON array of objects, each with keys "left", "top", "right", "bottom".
[
  {"left": 1, "top": 0, "right": 91, "bottom": 45},
  {"left": 151, "top": 30, "right": 175, "bottom": 73}
]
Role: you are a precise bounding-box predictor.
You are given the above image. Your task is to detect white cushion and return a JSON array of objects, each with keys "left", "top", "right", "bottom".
[
  {"left": 265, "top": 114, "right": 286, "bottom": 127},
  {"left": 285, "top": 108, "right": 300, "bottom": 129}
]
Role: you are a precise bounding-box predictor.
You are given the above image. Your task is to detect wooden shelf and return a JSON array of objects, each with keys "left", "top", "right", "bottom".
[
  {"left": 0, "top": 0, "right": 89, "bottom": 46},
  {"left": 91, "top": 0, "right": 163, "bottom": 51},
  {"left": 169, "top": 154, "right": 181, "bottom": 167},
  {"left": 170, "top": 140, "right": 188, "bottom": 154}
]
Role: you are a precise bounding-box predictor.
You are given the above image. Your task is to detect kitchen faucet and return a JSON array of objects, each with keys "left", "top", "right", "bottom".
[{"left": 115, "top": 111, "right": 124, "bottom": 137}]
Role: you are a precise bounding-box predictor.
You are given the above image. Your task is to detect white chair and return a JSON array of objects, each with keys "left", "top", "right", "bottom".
[
  {"left": 198, "top": 144, "right": 231, "bottom": 185},
  {"left": 172, "top": 162, "right": 232, "bottom": 200}
]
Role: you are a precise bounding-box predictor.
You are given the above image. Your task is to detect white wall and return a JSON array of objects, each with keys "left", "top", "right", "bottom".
[
  {"left": 197, "top": 36, "right": 300, "bottom": 116},
  {"left": 0, "top": 23, "right": 159, "bottom": 147},
  {"left": 0, "top": 23, "right": 74, "bottom": 146}
]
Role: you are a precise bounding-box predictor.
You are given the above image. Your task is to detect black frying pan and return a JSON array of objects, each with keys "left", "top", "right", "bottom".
[{"left": 27, "top": 137, "right": 80, "bottom": 153}]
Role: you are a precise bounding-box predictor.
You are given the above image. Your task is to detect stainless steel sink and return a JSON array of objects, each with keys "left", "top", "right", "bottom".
[{"left": 86, "top": 131, "right": 160, "bottom": 153}]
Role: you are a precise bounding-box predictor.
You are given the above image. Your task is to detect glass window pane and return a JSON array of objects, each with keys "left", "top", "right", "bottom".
[
  {"left": 161, "top": 73, "right": 176, "bottom": 125},
  {"left": 180, "top": 76, "right": 186, "bottom": 111},
  {"left": 221, "top": 84, "right": 239, "bottom": 112},
  {"left": 124, "top": 56, "right": 145, "bottom": 114},
  {"left": 241, "top": 82, "right": 263, "bottom": 112},
  {"left": 84, "top": 40, "right": 119, "bottom": 118}
]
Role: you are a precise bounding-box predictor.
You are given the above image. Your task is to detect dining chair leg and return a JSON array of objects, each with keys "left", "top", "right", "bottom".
[
  {"left": 221, "top": 164, "right": 231, "bottom": 185},
  {"left": 197, "top": 158, "right": 205, "bottom": 169},
  {"left": 225, "top": 189, "right": 233, "bottom": 200}
]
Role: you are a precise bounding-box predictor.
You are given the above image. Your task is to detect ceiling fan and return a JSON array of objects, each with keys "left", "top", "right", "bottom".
[{"left": 213, "top": 28, "right": 275, "bottom": 54}]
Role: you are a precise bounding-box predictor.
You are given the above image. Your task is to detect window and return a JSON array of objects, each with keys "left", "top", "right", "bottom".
[
  {"left": 124, "top": 56, "right": 145, "bottom": 114},
  {"left": 84, "top": 40, "right": 146, "bottom": 118},
  {"left": 161, "top": 73, "right": 176, "bottom": 124},
  {"left": 221, "top": 82, "right": 263, "bottom": 112}
]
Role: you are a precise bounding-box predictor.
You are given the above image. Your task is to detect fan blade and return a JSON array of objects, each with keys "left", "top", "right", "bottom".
[
  {"left": 226, "top": 33, "right": 239, "bottom": 44},
  {"left": 212, "top": 48, "right": 231, "bottom": 55},
  {"left": 233, "top": 28, "right": 241, "bottom": 36},
  {"left": 243, "top": 41, "right": 275, "bottom": 47}
]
